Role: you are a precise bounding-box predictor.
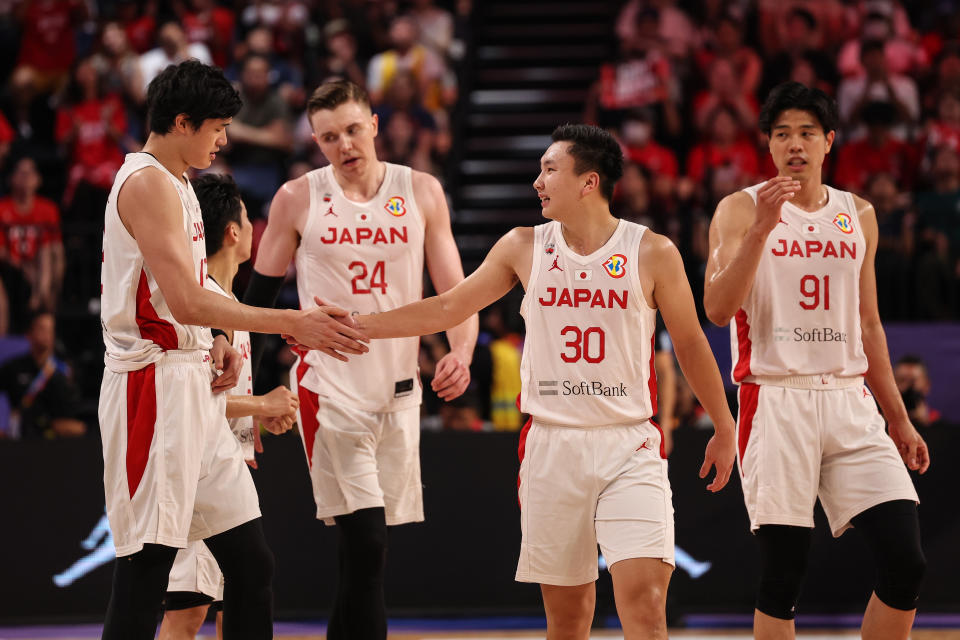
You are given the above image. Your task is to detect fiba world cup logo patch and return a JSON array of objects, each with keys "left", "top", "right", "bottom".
[
  {"left": 385, "top": 196, "right": 406, "bottom": 216},
  {"left": 833, "top": 212, "right": 853, "bottom": 234},
  {"left": 603, "top": 254, "right": 627, "bottom": 278}
]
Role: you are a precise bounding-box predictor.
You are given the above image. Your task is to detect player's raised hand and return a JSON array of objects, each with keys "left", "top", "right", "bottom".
[
  {"left": 210, "top": 333, "right": 242, "bottom": 393},
  {"left": 288, "top": 300, "right": 370, "bottom": 361},
  {"left": 699, "top": 427, "right": 736, "bottom": 492},
  {"left": 888, "top": 418, "right": 931, "bottom": 474},
  {"left": 432, "top": 351, "right": 471, "bottom": 401},
  {"left": 754, "top": 176, "right": 801, "bottom": 235}
]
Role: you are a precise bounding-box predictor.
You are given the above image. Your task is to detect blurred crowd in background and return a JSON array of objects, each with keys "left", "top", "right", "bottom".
[{"left": 0, "top": 0, "right": 955, "bottom": 440}]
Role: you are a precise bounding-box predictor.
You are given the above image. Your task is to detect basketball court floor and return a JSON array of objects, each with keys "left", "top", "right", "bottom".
[{"left": 2, "top": 619, "right": 959, "bottom": 640}]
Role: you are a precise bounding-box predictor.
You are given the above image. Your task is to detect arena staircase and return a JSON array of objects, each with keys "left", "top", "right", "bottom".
[{"left": 451, "top": 0, "right": 621, "bottom": 267}]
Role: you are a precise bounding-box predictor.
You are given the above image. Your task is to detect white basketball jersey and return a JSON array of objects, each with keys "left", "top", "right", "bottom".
[
  {"left": 731, "top": 182, "right": 868, "bottom": 382},
  {"left": 520, "top": 220, "right": 658, "bottom": 427},
  {"left": 205, "top": 276, "right": 255, "bottom": 458},
  {"left": 101, "top": 152, "right": 212, "bottom": 371},
  {"left": 295, "top": 163, "right": 425, "bottom": 412}
]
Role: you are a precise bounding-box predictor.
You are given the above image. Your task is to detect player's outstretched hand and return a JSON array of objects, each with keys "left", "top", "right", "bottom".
[
  {"left": 699, "top": 428, "right": 736, "bottom": 492},
  {"left": 288, "top": 299, "right": 370, "bottom": 361},
  {"left": 210, "top": 334, "right": 242, "bottom": 394},
  {"left": 755, "top": 176, "right": 801, "bottom": 235},
  {"left": 433, "top": 352, "right": 471, "bottom": 401},
  {"left": 889, "top": 418, "right": 931, "bottom": 474}
]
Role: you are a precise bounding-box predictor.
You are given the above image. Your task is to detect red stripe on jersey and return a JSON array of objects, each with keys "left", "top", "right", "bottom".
[
  {"left": 295, "top": 351, "right": 320, "bottom": 468},
  {"left": 733, "top": 308, "right": 752, "bottom": 382},
  {"left": 517, "top": 414, "right": 533, "bottom": 506},
  {"left": 126, "top": 363, "right": 157, "bottom": 498},
  {"left": 135, "top": 269, "right": 178, "bottom": 350},
  {"left": 737, "top": 382, "right": 760, "bottom": 470}
]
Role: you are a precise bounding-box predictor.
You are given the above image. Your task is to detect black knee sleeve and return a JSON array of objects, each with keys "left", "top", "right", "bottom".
[
  {"left": 205, "top": 518, "right": 275, "bottom": 639},
  {"left": 852, "top": 500, "right": 926, "bottom": 611},
  {"left": 755, "top": 525, "right": 812, "bottom": 620},
  {"left": 102, "top": 543, "right": 179, "bottom": 640}
]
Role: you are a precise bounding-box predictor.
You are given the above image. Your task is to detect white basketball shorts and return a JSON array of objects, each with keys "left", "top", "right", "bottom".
[
  {"left": 291, "top": 363, "right": 423, "bottom": 526},
  {"left": 736, "top": 374, "right": 919, "bottom": 537},
  {"left": 516, "top": 419, "right": 675, "bottom": 586},
  {"left": 99, "top": 351, "right": 261, "bottom": 557},
  {"left": 168, "top": 540, "right": 222, "bottom": 600}
]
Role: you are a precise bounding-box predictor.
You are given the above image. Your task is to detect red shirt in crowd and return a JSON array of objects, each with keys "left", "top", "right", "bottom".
[
  {"left": 17, "top": 0, "right": 82, "bottom": 73},
  {"left": 0, "top": 112, "right": 13, "bottom": 145},
  {"left": 55, "top": 95, "right": 126, "bottom": 188},
  {"left": 182, "top": 8, "right": 236, "bottom": 68},
  {"left": 833, "top": 138, "right": 916, "bottom": 192},
  {"left": 686, "top": 139, "right": 759, "bottom": 184},
  {"left": 626, "top": 142, "right": 679, "bottom": 179},
  {"left": 0, "top": 196, "right": 62, "bottom": 265}
]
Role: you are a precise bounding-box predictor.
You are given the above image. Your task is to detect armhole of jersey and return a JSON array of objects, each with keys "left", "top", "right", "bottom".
[
  {"left": 742, "top": 185, "right": 759, "bottom": 205},
  {"left": 845, "top": 189, "right": 867, "bottom": 245},
  {"left": 521, "top": 224, "right": 544, "bottom": 316},
  {"left": 113, "top": 163, "right": 163, "bottom": 244},
  {"left": 401, "top": 164, "right": 428, "bottom": 231},
  {"left": 629, "top": 225, "right": 657, "bottom": 312}
]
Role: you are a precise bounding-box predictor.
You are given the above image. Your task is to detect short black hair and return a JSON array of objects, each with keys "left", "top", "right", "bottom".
[
  {"left": 192, "top": 173, "right": 243, "bottom": 256},
  {"left": 758, "top": 81, "right": 839, "bottom": 136},
  {"left": 896, "top": 354, "right": 928, "bottom": 371},
  {"left": 146, "top": 59, "right": 242, "bottom": 135},
  {"left": 550, "top": 124, "right": 624, "bottom": 202}
]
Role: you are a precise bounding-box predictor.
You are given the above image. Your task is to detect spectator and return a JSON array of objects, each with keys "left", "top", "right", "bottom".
[
  {"left": 410, "top": 0, "right": 454, "bottom": 59},
  {"left": 619, "top": 109, "right": 679, "bottom": 180},
  {"left": 586, "top": 8, "right": 679, "bottom": 135},
  {"left": 836, "top": 6, "right": 927, "bottom": 78},
  {"left": 225, "top": 53, "right": 293, "bottom": 218},
  {"left": 480, "top": 303, "right": 523, "bottom": 431},
  {"left": 0, "top": 310, "right": 85, "bottom": 439},
  {"left": 0, "top": 156, "right": 63, "bottom": 329},
  {"left": 833, "top": 101, "right": 915, "bottom": 193},
  {"left": 920, "top": 88, "right": 960, "bottom": 160},
  {"left": 686, "top": 103, "right": 760, "bottom": 202},
  {"left": 613, "top": 162, "right": 654, "bottom": 229},
  {"left": 893, "top": 355, "right": 942, "bottom": 427},
  {"left": 837, "top": 39, "right": 920, "bottom": 141},
  {"left": 318, "top": 19, "right": 366, "bottom": 89},
  {"left": 913, "top": 145, "right": 960, "bottom": 319},
  {"left": 692, "top": 57, "right": 758, "bottom": 135},
  {"left": 617, "top": 0, "right": 698, "bottom": 64},
  {"left": 138, "top": 20, "right": 212, "bottom": 94},
  {"left": 1, "top": 66, "right": 58, "bottom": 168},
  {"left": 374, "top": 70, "right": 437, "bottom": 173},
  {"left": 367, "top": 15, "right": 456, "bottom": 114},
  {"left": 0, "top": 111, "right": 12, "bottom": 175},
  {"left": 14, "top": 0, "right": 88, "bottom": 94},
  {"left": 177, "top": 0, "right": 236, "bottom": 69},
  {"left": 54, "top": 56, "right": 127, "bottom": 218},
  {"left": 92, "top": 21, "right": 146, "bottom": 108},
  {"left": 239, "top": 0, "right": 309, "bottom": 61},
  {"left": 865, "top": 172, "right": 913, "bottom": 320},
  {"left": 760, "top": 6, "right": 838, "bottom": 97},
  {"left": 227, "top": 26, "right": 305, "bottom": 109},
  {"left": 695, "top": 13, "right": 762, "bottom": 97},
  {"left": 115, "top": 0, "right": 158, "bottom": 55}
]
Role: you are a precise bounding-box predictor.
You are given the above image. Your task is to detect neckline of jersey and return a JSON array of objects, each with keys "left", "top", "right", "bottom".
[
  {"left": 325, "top": 162, "right": 392, "bottom": 207},
  {"left": 134, "top": 151, "right": 188, "bottom": 187},
  {"left": 554, "top": 218, "right": 626, "bottom": 265},
  {"left": 781, "top": 184, "right": 834, "bottom": 218}
]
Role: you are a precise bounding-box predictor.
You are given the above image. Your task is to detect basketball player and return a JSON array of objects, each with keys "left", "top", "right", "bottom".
[
  {"left": 245, "top": 79, "right": 478, "bottom": 639},
  {"left": 703, "top": 81, "right": 928, "bottom": 640},
  {"left": 341, "top": 124, "right": 737, "bottom": 639},
  {"left": 158, "top": 173, "right": 300, "bottom": 640},
  {"left": 98, "top": 61, "right": 368, "bottom": 639}
]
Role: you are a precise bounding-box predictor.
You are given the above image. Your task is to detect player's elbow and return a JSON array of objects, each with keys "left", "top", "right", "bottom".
[
  {"left": 703, "top": 298, "right": 734, "bottom": 327},
  {"left": 164, "top": 292, "right": 200, "bottom": 326}
]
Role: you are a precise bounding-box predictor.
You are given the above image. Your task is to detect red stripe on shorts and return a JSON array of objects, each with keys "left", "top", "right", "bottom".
[
  {"left": 737, "top": 382, "right": 760, "bottom": 469},
  {"left": 295, "top": 351, "right": 320, "bottom": 469},
  {"left": 126, "top": 363, "right": 157, "bottom": 498},
  {"left": 733, "top": 308, "right": 752, "bottom": 382},
  {"left": 516, "top": 415, "right": 532, "bottom": 507}
]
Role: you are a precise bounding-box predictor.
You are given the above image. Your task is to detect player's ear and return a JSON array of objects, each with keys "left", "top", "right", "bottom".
[
  {"left": 582, "top": 171, "right": 600, "bottom": 197},
  {"left": 824, "top": 129, "right": 836, "bottom": 154},
  {"left": 173, "top": 113, "right": 192, "bottom": 135},
  {"left": 371, "top": 112, "right": 379, "bottom": 138}
]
